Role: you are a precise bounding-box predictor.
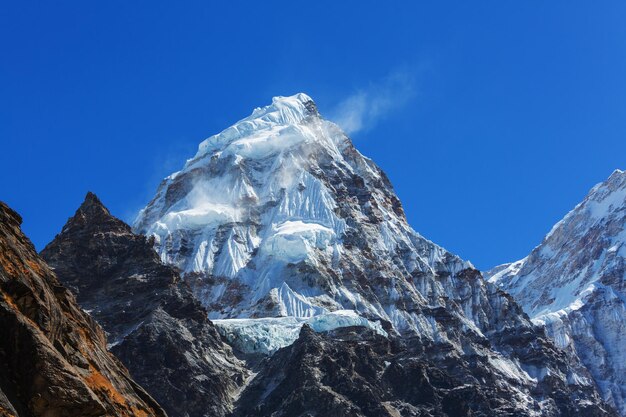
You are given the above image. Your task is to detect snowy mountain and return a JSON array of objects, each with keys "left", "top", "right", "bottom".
[
  {"left": 487, "top": 169, "right": 626, "bottom": 415},
  {"left": 134, "top": 93, "right": 477, "bottom": 329},
  {"left": 130, "top": 93, "right": 617, "bottom": 415}
]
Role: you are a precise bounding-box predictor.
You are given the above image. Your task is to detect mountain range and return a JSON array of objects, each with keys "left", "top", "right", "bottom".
[{"left": 1, "top": 93, "right": 623, "bottom": 417}]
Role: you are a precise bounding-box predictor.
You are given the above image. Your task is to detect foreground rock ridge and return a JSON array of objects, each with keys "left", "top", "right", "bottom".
[
  {"left": 123, "top": 93, "right": 617, "bottom": 415},
  {"left": 41, "top": 192, "right": 248, "bottom": 417},
  {"left": 487, "top": 169, "right": 626, "bottom": 415},
  {"left": 0, "top": 201, "right": 166, "bottom": 417}
]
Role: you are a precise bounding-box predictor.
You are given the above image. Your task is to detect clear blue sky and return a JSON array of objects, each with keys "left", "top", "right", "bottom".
[{"left": 2, "top": 2, "right": 625, "bottom": 270}]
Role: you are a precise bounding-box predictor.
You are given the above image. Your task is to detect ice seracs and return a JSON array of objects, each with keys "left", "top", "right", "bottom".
[
  {"left": 487, "top": 169, "right": 626, "bottom": 415},
  {"left": 213, "top": 310, "right": 388, "bottom": 355}
]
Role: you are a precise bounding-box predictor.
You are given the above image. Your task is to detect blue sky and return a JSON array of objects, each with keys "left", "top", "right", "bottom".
[{"left": 2, "top": 1, "right": 625, "bottom": 270}]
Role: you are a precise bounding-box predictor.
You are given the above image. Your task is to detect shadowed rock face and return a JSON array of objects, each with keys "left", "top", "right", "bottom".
[
  {"left": 0, "top": 200, "right": 166, "bottom": 417},
  {"left": 234, "top": 325, "right": 617, "bottom": 417},
  {"left": 41, "top": 192, "right": 248, "bottom": 417}
]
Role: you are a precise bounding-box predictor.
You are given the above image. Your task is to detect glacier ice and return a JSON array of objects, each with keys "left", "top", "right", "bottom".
[{"left": 213, "top": 310, "right": 388, "bottom": 355}]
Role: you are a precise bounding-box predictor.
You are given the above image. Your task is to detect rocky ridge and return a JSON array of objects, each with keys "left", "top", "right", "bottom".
[
  {"left": 0, "top": 200, "right": 166, "bottom": 417},
  {"left": 235, "top": 323, "right": 618, "bottom": 417},
  {"left": 41, "top": 192, "right": 249, "bottom": 417}
]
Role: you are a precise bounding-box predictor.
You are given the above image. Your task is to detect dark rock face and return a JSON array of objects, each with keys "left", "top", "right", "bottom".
[
  {"left": 234, "top": 326, "right": 616, "bottom": 417},
  {"left": 41, "top": 193, "right": 248, "bottom": 417},
  {"left": 0, "top": 200, "right": 166, "bottom": 417}
]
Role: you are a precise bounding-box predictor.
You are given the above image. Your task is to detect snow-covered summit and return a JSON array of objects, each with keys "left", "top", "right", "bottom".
[
  {"left": 189, "top": 93, "right": 322, "bottom": 164},
  {"left": 486, "top": 169, "right": 626, "bottom": 414},
  {"left": 134, "top": 94, "right": 559, "bottom": 352},
  {"left": 134, "top": 93, "right": 477, "bottom": 330}
]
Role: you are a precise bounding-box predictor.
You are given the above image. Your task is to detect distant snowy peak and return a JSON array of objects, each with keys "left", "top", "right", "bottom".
[
  {"left": 486, "top": 169, "right": 626, "bottom": 415},
  {"left": 487, "top": 168, "right": 626, "bottom": 317}
]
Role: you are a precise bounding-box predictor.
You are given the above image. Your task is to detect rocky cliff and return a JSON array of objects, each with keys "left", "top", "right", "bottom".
[
  {"left": 0, "top": 200, "right": 166, "bottom": 417},
  {"left": 41, "top": 193, "right": 249, "bottom": 417}
]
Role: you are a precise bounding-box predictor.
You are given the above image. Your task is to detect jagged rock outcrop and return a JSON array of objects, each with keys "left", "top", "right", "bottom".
[
  {"left": 234, "top": 325, "right": 613, "bottom": 417},
  {"left": 487, "top": 169, "right": 626, "bottom": 415},
  {"left": 0, "top": 201, "right": 166, "bottom": 417},
  {"left": 41, "top": 193, "right": 248, "bottom": 417}
]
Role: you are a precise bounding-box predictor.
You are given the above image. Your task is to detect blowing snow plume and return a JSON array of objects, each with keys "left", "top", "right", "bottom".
[{"left": 330, "top": 70, "right": 417, "bottom": 135}]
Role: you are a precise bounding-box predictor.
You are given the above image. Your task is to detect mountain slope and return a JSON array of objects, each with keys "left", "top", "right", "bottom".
[
  {"left": 41, "top": 193, "right": 249, "bottom": 417},
  {"left": 133, "top": 93, "right": 617, "bottom": 415},
  {"left": 487, "top": 169, "right": 626, "bottom": 415},
  {"left": 0, "top": 201, "right": 166, "bottom": 417}
]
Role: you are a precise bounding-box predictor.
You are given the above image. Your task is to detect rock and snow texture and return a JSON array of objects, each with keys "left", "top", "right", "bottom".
[
  {"left": 234, "top": 325, "right": 614, "bottom": 417},
  {"left": 133, "top": 92, "right": 477, "bottom": 328},
  {"left": 132, "top": 93, "right": 618, "bottom": 414},
  {"left": 0, "top": 200, "right": 166, "bottom": 417},
  {"left": 487, "top": 169, "right": 626, "bottom": 415}
]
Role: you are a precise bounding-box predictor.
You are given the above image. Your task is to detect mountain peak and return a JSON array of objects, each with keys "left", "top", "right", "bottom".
[
  {"left": 134, "top": 92, "right": 472, "bottom": 324},
  {"left": 190, "top": 93, "right": 323, "bottom": 163},
  {"left": 486, "top": 169, "right": 626, "bottom": 414},
  {"left": 257, "top": 92, "right": 319, "bottom": 125},
  {"left": 58, "top": 192, "right": 130, "bottom": 236},
  {"left": 582, "top": 170, "right": 626, "bottom": 222},
  {"left": 268, "top": 92, "right": 318, "bottom": 119},
  {"left": 1, "top": 199, "right": 167, "bottom": 417},
  {"left": 605, "top": 168, "right": 626, "bottom": 188},
  {"left": 0, "top": 200, "right": 22, "bottom": 227},
  {"left": 80, "top": 191, "right": 109, "bottom": 213},
  {"left": 272, "top": 92, "right": 315, "bottom": 107}
]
